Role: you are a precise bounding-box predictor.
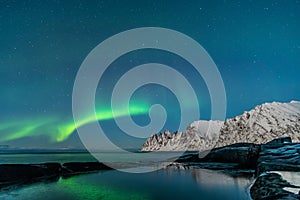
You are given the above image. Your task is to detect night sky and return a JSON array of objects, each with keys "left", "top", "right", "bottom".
[{"left": 1, "top": 0, "right": 300, "bottom": 149}]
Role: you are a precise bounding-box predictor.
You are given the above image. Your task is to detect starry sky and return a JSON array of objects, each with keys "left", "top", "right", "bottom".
[{"left": 1, "top": 0, "right": 300, "bottom": 149}]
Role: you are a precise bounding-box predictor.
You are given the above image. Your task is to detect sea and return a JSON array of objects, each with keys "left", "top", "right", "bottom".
[{"left": 0, "top": 152, "right": 252, "bottom": 200}]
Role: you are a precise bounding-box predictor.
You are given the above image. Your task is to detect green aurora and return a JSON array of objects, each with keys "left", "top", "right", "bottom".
[
  {"left": 0, "top": 104, "right": 149, "bottom": 143},
  {"left": 0, "top": 119, "right": 54, "bottom": 142},
  {"left": 56, "top": 103, "right": 149, "bottom": 142}
]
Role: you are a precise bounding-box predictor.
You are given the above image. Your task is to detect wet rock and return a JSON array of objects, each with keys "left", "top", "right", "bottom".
[
  {"left": 166, "top": 162, "right": 189, "bottom": 170},
  {"left": 250, "top": 172, "right": 300, "bottom": 200},
  {"left": 250, "top": 137, "right": 300, "bottom": 199}
]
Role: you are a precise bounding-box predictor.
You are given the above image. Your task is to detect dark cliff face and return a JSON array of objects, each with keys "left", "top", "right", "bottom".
[{"left": 174, "top": 142, "right": 260, "bottom": 172}]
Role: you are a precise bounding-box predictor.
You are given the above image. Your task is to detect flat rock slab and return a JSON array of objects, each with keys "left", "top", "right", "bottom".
[{"left": 0, "top": 162, "right": 112, "bottom": 189}]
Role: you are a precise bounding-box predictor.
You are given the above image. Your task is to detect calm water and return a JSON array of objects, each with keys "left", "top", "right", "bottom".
[{"left": 0, "top": 153, "right": 252, "bottom": 200}]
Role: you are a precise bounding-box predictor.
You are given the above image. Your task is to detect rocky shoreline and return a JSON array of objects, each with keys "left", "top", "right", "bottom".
[
  {"left": 1, "top": 137, "right": 299, "bottom": 199},
  {"left": 169, "top": 136, "right": 300, "bottom": 199},
  {"left": 0, "top": 162, "right": 112, "bottom": 190}
]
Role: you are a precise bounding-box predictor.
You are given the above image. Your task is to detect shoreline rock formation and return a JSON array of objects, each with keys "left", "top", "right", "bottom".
[
  {"left": 250, "top": 172, "right": 300, "bottom": 200},
  {"left": 0, "top": 137, "right": 299, "bottom": 199},
  {"left": 0, "top": 162, "right": 112, "bottom": 189},
  {"left": 169, "top": 136, "right": 300, "bottom": 199}
]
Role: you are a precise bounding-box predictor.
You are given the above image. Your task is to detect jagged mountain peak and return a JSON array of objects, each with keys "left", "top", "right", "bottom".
[
  {"left": 141, "top": 101, "right": 300, "bottom": 151},
  {"left": 141, "top": 120, "right": 223, "bottom": 152}
]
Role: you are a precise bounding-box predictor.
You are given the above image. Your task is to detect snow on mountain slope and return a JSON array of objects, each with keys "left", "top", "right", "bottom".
[
  {"left": 141, "top": 101, "right": 300, "bottom": 151},
  {"left": 215, "top": 100, "right": 300, "bottom": 147},
  {"left": 141, "top": 120, "right": 224, "bottom": 151}
]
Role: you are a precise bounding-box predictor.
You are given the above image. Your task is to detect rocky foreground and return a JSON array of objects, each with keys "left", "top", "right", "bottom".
[
  {"left": 0, "top": 162, "right": 112, "bottom": 189},
  {"left": 1, "top": 137, "right": 299, "bottom": 199},
  {"left": 169, "top": 136, "right": 300, "bottom": 200}
]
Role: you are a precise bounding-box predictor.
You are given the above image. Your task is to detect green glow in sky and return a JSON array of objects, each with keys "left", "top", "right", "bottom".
[
  {"left": 0, "top": 118, "right": 54, "bottom": 142},
  {"left": 2, "top": 124, "right": 40, "bottom": 142},
  {"left": 56, "top": 104, "right": 149, "bottom": 142},
  {"left": 0, "top": 104, "right": 149, "bottom": 143}
]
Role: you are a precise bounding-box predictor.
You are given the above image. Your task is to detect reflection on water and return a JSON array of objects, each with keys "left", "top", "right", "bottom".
[
  {"left": 0, "top": 153, "right": 253, "bottom": 200},
  {"left": 190, "top": 168, "right": 252, "bottom": 198},
  {"left": 0, "top": 168, "right": 252, "bottom": 200}
]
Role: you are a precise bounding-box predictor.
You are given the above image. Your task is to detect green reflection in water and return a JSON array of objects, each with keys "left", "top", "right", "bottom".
[{"left": 58, "top": 175, "right": 150, "bottom": 200}]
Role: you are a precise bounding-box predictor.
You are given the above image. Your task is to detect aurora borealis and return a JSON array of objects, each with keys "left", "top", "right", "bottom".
[
  {"left": 56, "top": 103, "right": 150, "bottom": 142},
  {"left": 1, "top": 0, "right": 300, "bottom": 149},
  {"left": 0, "top": 104, "right": 150, "bottom": 143}
]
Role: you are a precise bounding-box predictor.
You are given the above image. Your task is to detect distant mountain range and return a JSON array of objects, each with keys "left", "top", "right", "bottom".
[{"left": 141, "top": 101, "right": 300, "bottom": 151}]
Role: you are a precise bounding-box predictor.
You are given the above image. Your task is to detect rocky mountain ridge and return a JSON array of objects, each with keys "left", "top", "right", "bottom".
[
  {"left": 216, "top": 100, "right": 300, "bottom": 147},
  {"left": 141, "top": 101, "right": 300, "bottom": 151},
  {"left": 141, "top": 120, "right": 223, "bottom": 151}
]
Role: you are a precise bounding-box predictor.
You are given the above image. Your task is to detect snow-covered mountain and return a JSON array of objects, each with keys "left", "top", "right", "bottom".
[
  {"left": 141, "top": 101, "right": 300, "bottom": 151},
  {"left": 215, "top": 100, "right": 300, "bottom": 147},
  {"left": 141, "top": 120, "right": 224, "bottom": 151}
]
